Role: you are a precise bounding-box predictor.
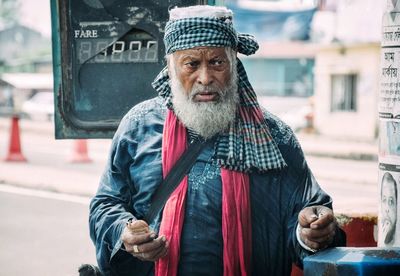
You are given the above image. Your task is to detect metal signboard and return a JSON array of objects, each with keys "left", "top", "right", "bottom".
[{"left": 51, "top": 0, "right": 210, "bottom": 138}]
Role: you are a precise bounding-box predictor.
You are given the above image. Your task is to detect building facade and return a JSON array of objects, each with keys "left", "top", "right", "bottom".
[{"left": 313, "top": 43, "right": 381, "bottom": 141}]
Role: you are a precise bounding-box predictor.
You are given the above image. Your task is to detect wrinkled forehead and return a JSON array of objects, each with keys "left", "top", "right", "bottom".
[
  {"left": 173, "top": 46, "right": 229, "bottom": 59},
  {"left": 383, "top": 179, "right": 397, "bottom": 193}
]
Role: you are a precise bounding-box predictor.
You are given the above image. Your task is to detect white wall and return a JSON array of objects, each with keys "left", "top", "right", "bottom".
[
  {"left": 335, "top": 0, "right": 382, "bottom": 43},
  {"left": 314, "top": 43, "right": 380, "bottom": 141}
]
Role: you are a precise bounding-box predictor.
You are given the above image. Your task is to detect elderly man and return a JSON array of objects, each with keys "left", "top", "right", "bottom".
[{"left": 89, "top": 5, "right": 345, "bottom": 276}]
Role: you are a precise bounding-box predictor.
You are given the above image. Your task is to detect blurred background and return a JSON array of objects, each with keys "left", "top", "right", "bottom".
[{"left": 0, "top": 0, "right": 383, "bottom": 275}]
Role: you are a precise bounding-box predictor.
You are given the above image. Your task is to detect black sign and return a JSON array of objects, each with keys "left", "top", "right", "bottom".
[{"left": 52, "top": 0, "right": 207, "bottom": 138}]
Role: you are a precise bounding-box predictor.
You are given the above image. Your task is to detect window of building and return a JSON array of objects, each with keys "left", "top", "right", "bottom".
[
  {"left": 330, "top": 74, "right": 357, "bottom": 112},
  {"left": 241, "top": 58, "right": 314, "bottom": 97}
]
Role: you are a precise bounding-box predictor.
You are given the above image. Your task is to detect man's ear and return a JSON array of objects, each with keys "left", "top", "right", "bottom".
[
  {"left": 167, "top": 60, "right": 171, "bottom": 77},
  {"left": 166, "top": 54, "right": 174, "bottom": 77}
]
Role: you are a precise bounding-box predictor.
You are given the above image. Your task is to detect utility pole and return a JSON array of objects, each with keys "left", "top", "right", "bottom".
[{"left": 378, "top": 0, "right": 400, "bottom": 247}]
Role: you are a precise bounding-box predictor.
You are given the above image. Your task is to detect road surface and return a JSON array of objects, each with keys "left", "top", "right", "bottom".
[{"left": 0, "top": 186, "right": 95, "bottom": 276}]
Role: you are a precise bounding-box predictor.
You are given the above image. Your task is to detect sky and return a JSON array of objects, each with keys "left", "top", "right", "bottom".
[{"left": 19, "top": 0, "right": 51, "bottom": 37}]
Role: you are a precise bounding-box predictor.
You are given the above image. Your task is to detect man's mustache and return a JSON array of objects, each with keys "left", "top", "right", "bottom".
[{"left": 189, "top": 85, "right": 225, "bottom": 99}]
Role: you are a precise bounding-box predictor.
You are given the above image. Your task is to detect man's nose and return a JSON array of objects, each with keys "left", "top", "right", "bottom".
[{"left": 197, "top": 66, "right": 213, "bottom": 86}]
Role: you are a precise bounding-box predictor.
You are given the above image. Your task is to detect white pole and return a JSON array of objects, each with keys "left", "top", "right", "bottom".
[{"left": 378, "top": 0, "right": 400, "bottom": 247}]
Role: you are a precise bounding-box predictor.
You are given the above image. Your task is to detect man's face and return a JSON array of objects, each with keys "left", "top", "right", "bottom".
[
  {"left": 171, "top": 47, "right": 232, "bottom": 102},
  {"left": 168, "top": 46, "right": 238, "bottom": 139},
  {"left": 381, "top": 177, "right": 397, "bottom": 244}
]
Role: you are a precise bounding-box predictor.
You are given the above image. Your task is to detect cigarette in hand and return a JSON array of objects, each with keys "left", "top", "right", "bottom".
[
  {"left": 310, "top": 212, "right": 324, "bottom": 220},
  {"left": 127, "top": 219, "right": 149, "bottom": 234}
]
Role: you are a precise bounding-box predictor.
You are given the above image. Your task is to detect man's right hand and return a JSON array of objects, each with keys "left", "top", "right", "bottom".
[{"left": 121, "top": 220, "right": 169, "bottom": 262}]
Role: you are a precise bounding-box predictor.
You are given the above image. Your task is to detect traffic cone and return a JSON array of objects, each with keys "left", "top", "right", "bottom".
[
  {"left": 70, "top": 139, "right": 92, "bottom": 163},
  {"left": 5, "top": 115, "right": 27, "bottom": 162}
]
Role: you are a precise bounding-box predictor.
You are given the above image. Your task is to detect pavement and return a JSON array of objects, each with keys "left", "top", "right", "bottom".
[
  {"left": 0, "top": 117, "right": 108, "bottom": 198},
  {"left": 296, "top": 131, "right": 378, "bottom": 162},
  {"left": 0, "top": 117, "right": 379, "bottom": 210}
]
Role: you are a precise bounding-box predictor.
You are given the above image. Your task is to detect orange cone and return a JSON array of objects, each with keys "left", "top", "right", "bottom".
[
  {"left": 70, "top": 139, "right": 92, "bottom": 163},
  {"left": 5, "top": 115, "right": 27, "bottom": 162}
]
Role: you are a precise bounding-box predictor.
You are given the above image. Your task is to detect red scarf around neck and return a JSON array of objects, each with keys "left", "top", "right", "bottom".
[{"left": 155, "top": 110, "right": 252, "bottom": 276}]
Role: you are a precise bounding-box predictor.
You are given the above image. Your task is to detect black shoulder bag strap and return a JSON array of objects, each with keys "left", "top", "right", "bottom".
[
  {"left": 144, "top": 138, "right": 207, "bottom": 223},
  {"left": 111, "top": 139, "right": 207, "bottom": 276}
]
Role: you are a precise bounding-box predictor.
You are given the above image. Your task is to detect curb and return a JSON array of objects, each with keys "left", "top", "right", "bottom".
[
  {"left": 0, "top": 179, "right": 94, "bottom": 198},
  {"left": 303, "top": 150, "right": 378, "bottom": 161}
]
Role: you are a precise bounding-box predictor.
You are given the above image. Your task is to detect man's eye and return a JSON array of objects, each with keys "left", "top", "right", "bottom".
[
  {"left": 185, "top": 61, "right": 199, "bottom": 67},
  {"left": 211, "top": 59, "right": 224, "bottom": 66}
]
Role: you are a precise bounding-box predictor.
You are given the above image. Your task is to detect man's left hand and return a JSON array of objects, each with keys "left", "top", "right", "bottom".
[{"left": 298, "top": 205, "right": 337, "bottom": 251}]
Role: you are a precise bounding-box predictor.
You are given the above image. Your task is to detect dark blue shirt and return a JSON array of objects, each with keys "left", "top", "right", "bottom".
[
  {"left": 178, "top": 137, "right": 223, "bottom": 275},
  {"left": 89, "top": 97, "right": 343, "bottom": 276}
]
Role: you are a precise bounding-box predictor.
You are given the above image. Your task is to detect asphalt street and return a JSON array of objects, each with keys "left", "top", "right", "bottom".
[{"left": 0, "top": 186, "right": 95, "bottom": 276}]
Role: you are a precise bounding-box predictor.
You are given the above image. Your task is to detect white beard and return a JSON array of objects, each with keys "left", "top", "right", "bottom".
[{"left": 170, "top": 69, "right": 239, "bottom": 139}]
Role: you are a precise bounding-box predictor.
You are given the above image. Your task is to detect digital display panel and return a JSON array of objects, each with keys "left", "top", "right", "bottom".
[{"left": 77, "top": 29, "right": 158, "bottom": 64}]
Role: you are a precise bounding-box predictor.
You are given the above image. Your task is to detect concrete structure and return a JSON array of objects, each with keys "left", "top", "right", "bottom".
[{"left": 313, "top": 42, "right": 381, "bottom": 141}]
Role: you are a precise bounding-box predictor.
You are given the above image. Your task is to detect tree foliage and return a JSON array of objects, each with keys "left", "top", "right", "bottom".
[{"left": 0, "top": 0, "right": 20, "bottom": 28}]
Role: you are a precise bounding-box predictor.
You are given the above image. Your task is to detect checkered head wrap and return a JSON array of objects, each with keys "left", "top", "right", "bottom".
[
  {"left": 164, "top": 16, "right": 259, "bottom": 56},
  {"left": 153, "top": 10, "right": 286, "bottom": 172}
]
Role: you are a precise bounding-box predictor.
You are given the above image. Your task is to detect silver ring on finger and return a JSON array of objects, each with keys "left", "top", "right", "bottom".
[{"left": 133, "top": 244, "right": 140, "bottom": 253}]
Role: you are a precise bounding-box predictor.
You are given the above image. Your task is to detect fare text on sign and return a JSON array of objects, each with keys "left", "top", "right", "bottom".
[{"left": 74, "top": 30, "right": 98, "bottom": 38}]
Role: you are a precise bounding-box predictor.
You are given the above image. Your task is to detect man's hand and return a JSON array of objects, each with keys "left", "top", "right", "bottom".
[
  {"left": 298, "top": 206, "right": 337, "bottom": 251},
  {"left": 121, "top": 220, "right": 169, "bottom": 262}
]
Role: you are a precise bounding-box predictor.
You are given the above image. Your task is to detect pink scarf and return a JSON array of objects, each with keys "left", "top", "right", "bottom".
[{"left": 155, "top": 111, "right": 252, "bottom": 276}]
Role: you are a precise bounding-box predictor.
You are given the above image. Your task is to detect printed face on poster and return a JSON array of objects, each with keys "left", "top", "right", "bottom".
[{"left": 378, "top": 164, "right": 400, "bottom": 246}]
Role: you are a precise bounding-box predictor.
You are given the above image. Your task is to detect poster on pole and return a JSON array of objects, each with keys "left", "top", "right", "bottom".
[
  {"left": 380, "top": 49, "right": 400, "bottom": 118},
  {"left": 380, "top": 48, "right": 400, "bottom": 118},
  {"left": 379, "top": 119, "right": 400, "bottom": 159},
  {"left": 380, "top": 14, "right": 400, "bottom": 119},
  {"left": 378, "top": 163, "right": 400, "bottom": 246}
]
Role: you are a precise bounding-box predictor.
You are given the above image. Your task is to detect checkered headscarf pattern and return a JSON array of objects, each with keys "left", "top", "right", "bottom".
[
  {"left": 164, "top": 17, "right": 259, "bottom": 56},
  {"left": 153, "top": 17, "right": 286, "bottom": 172}
]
